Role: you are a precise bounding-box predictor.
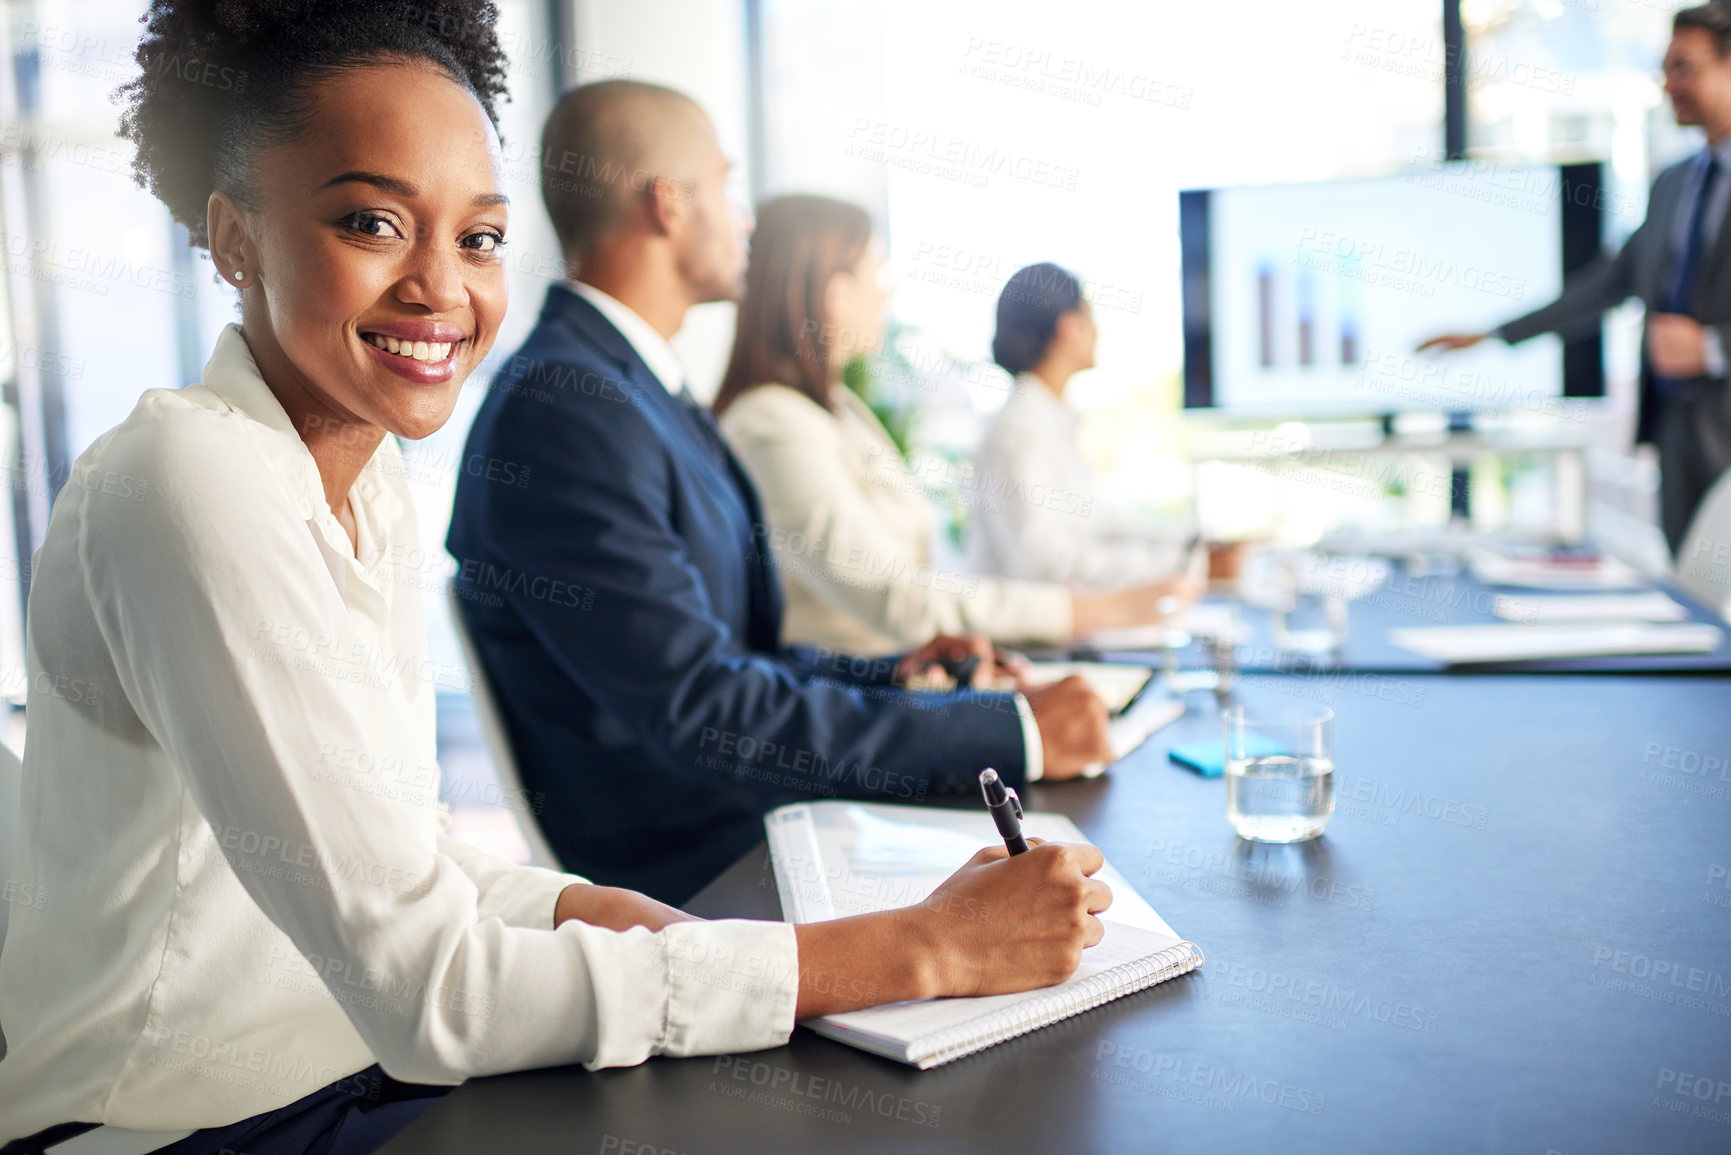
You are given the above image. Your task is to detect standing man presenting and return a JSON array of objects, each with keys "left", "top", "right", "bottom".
[
  {"left": 1421, "top": 2, "right": 1731, "bottom": 553},
  {"left": 448, "top": 81, "right": 1111, "bottom": 904}
]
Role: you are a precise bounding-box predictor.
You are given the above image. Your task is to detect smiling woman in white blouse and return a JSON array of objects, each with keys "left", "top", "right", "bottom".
[
  {"left": 0, "top": 8, "right": 1113, "bottom": 1155},
  {"left": 714, "top": 196, "right": 1202, "bottom": 658}
]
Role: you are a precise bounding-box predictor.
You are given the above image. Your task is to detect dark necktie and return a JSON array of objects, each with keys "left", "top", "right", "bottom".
[
  {"left": 1656, "top": 153, "right": 1720, "bottom": 400},
  {"left": 675, "top": 383, "right": 729, "bottom": 459},
  {"left": 1666, "top": 152, "right": 1720, "bottom": 314}
]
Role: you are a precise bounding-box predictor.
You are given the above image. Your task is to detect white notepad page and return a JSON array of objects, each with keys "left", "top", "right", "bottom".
[
  {"left": 767, "top": 802, "right": 1174, "bottom": 936},
  {"left": 765, "top": 801, "right": 1202, "bottom": 1068}
]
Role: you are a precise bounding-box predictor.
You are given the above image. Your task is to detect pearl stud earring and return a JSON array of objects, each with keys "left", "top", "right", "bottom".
[{"left": 233, "top": 270, "right": 244, "bottom": 282}]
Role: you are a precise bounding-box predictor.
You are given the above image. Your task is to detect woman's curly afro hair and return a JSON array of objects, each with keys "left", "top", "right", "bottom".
[{"left": 113, "top": 0, "right": 511, "bottom": 250}]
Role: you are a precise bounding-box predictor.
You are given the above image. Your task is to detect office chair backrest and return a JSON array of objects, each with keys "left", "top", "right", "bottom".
[
  {"left": 1677, "top": 470, "right": 1731, "bottom": 623},
  {"left": 446, "top": 588, "right": 563, "bottom": 870},
  {"left": 0, "top": 736, "right": 19, "bottom": 952},
  {"left": 0, "top": 733, "right": 20, "bottom": 1056}
]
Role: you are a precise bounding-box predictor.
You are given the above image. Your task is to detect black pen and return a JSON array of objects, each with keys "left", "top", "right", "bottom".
[
  {"left": 939, "top": 652, "right": 981, "bottom": 686},
  {"left": 942, "top": 648, "right": 1028, "bottom": 687},
  {"left": 978, "top": 767, "right": 1029, "bottom": 855}
]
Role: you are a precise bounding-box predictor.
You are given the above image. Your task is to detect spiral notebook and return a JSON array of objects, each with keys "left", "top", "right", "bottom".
[{"left": 765, "top": 800, "right": 1204, "bottom": 1069}]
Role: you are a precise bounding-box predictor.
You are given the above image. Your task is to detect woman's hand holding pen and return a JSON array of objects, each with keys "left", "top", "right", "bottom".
[
  {"left": 790, "top": 838, "right": 1112, "bottom": 1018},
  {"left": 911, "top": 838, "right": 1112, "bottom": 997}
]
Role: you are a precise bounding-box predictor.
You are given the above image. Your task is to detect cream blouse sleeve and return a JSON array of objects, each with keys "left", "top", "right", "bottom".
[{"left": 720, "top": 385, "right": 1072, "bottom": 648}]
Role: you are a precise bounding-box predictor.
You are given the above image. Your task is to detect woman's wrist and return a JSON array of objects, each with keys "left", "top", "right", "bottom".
[
  {"left": 885, "top": 906, "right": 947, "bottom": 1001},
  {"left": 554, "top": 882, "right": 699, "bottom": 933},
  {"left": 1069, "top": 590, "right": 1130, "bottom": 635},
  {"left": 791, "top": 907, "right": 946, "bottom": 1018},
  {"left": 1069, "top": 591, "right": 1103, "bottom": 636},
  {"left": 554, "top": 882, "right": 605, "bottom": 929}
]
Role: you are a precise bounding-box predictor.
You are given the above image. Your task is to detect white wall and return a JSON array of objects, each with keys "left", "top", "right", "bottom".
[{"left": 572, "top": 0, "right": 752, "bottom": 401}]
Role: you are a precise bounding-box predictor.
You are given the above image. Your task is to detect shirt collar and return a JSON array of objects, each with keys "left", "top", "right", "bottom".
[
  {"left": 1706, "top": 138, "right": 1731, "bottom": 172},
  {"left": 198, "top": 322, "right": 406, "bottom": 556},
  {"left": 568, "top": 280, "right": 686, "bottom": 396}
]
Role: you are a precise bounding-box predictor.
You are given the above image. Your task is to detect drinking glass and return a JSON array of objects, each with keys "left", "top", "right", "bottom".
[
  {"left": 1165, "top": 602, "right": 1242, "bottom": 693},
  {"left": 1273, "top": 590, "right": 1348, "bottom": 654},
  {"left": 1223, "top": 704, "right": 1334, "bottom": 843}
]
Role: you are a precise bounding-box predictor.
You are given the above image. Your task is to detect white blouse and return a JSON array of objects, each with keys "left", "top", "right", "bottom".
[
  {"left": 719, "top": 382, "right": 1072, "bottom": 656},
  {"left": 968, "top": 374, "right": 1189, "bottom": 590},
  {"left": 0, "top": 324, "right": 797, "bottom": 1145}
]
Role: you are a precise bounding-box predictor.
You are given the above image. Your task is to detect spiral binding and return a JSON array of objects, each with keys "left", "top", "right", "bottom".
[{"left": 910, "top": 942, "right": 1204, "bottom": 1069}]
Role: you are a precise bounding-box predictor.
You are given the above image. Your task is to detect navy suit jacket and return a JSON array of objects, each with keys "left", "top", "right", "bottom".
[{"left": 447, "top": 283, "right": 1028, "bottom": 904}]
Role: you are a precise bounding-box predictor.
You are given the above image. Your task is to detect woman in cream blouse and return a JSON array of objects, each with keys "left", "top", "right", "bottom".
[
  {"left": 0, "top": 17, "right": 1110, "bottom": 1154},
  {"left": 715, "top": 196, "right": 1199, "bottom": 658}
]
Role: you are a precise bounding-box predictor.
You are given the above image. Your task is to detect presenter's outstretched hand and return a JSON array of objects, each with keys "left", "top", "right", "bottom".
[
  {"left": 1023, "top": 675, "right": 1112, "bottom": 780},
  {"left": 1647, "top": 313, "right": 1708, "bottom": 377},
  {"left": 915, "top": 838, "right": 1112, "bottom": 996},
  {"left": 1415, "top": 332, "right": 1487, "bottom": 353}
]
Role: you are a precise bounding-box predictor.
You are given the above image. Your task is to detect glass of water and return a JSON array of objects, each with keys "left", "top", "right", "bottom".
[
  {"left": 1165, "top": 602, "right": 1242, "bottom": 694},
  {"left": 1223, "top": 704, "right": 1334, "bottom": 843},
  {"left": 1270, "top": 552, "right": 1348, "bottom": 655},
  {"left": 1273, "top": 591, "right": 1348, "bottom": 654}
]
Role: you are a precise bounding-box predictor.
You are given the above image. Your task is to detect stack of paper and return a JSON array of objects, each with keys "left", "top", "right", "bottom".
[
  {"left": 1468, "top": 550, "right": 1649, "bottom": 591},
  {"left": 1490, "top": 592, "right": 1689, "bottom": 624},
  {"left": 1388, "top": 621, "right": 1722, "bottom": 664}
]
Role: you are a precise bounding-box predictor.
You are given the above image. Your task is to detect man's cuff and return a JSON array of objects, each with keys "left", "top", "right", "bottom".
[
  {"left": 1704, "top": 327, "right": 1726, "bottom": 378},
  {"left": 1014, "top": 692, "right": 1044, "bottom": 781}
]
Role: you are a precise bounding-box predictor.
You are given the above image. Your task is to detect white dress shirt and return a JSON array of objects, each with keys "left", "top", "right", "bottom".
[
  {"left": 969, "top": 374, "right": 1189, "bottom": 590},
  {"left": 0, "top": 323, "right": 798, "bottom": 1145},
  {"left": 719, "top": 382, "right": 1074, "bottom": 655},
  {"left": 569, "top": 280, "right": 686, "bottom": 394}
]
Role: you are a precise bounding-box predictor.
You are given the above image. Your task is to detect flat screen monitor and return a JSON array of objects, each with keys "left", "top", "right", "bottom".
[{"left": 1181, "top": 162, "right": 1606, "bottom": 416}]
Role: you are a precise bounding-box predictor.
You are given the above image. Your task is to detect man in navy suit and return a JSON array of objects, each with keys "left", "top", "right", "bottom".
[
  {"left": 1421, "top": 3, "right": 1731, "bottom": 553},
  {"left": 448, "top": 81, "right": 1110, "bottom": 904}
]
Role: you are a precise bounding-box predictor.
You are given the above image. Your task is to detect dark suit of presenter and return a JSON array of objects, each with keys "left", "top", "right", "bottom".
[
  {"left": 1497, "top": 144, "right": 1731, "bottom": 552},
  {"left": 447, "top": 282, "right": 1030, "bottom": 905}
]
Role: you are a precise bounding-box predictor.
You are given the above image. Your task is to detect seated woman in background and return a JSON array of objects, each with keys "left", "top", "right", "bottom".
[
  {"left": 972, "top": 262, "right": 1222, "bottom": 589},
  {"left": 713, "top": 195, "right": 1200, "bottom": 658},
  {"left": 0, "top": 11, "right": 1112, "bottom": 1155}
]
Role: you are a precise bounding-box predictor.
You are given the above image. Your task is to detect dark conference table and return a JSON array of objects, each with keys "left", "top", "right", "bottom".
[
  {"left": 384, "top": 674, "right": 1731, "bottom": 1155},
  {"left": 1082, "top": 565, "right": 1731, "bottom": 674}
]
